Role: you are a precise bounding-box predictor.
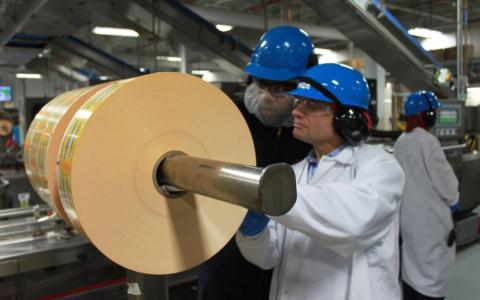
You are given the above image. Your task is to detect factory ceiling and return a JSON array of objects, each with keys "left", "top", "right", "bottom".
[{"left": 0, "top": 0, "right": 478, "bottom": 83}]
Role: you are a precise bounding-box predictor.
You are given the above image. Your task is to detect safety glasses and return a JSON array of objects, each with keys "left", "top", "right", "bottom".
[
  {"left": 293, "top": 98, "right": 333, "bottom": 113},
  {"left": 254, "top": 78, "right": 298, "bottom": 94}
]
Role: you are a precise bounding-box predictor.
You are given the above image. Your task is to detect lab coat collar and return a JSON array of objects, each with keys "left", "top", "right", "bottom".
[{"left": 313, "top": 144, "right": 355, "bottom": 165}]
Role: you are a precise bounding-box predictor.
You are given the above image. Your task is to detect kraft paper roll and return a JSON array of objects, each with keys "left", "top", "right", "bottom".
[
  {"left": 57, "top": 73, "right": 254, "bottom": 274},
  {"left": 24, "top": 83, "right": 113, "bottom": 222}
]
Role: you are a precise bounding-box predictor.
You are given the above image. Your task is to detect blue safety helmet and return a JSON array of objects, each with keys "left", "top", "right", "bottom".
[
  {"left": 288, "top": 63, "right": 372, "bottom": 145},
  {"left": 404, "top": 90, "right": 442, "bottom": 116},
  {"left": 245, "top": 25, "right": 314, "bottom": 81},
  {"left": 288, "top": 63, "right": 370, "bottom": 110}
]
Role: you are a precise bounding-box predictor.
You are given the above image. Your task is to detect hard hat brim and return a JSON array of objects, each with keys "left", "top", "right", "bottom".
[
  {"left": 287, "top": 87, "right": 334, "bottom": 104},
  {"left": 245, "top": 63, "right": 303, "bottom": 81}
]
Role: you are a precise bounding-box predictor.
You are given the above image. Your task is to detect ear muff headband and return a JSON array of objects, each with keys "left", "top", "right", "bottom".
[{"left": 421, "top": 93, "right": 437, "bottom": 128}]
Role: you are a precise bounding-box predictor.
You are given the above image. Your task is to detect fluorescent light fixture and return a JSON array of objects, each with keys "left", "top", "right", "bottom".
[
  {"left": 408, "top": 27, "right": 442, "bottom": 39},
  {"left": 318, "top": 52, "right": 339, "bottom": 64},
  {"left": 314, "top": 48, "right": 333, "bottom": 55},
  {"left": 16, "top": 73, "right": 42, "bottom": 79},
  {"left": 92, "top": 26, "right": 139, "bottom": 37},
  {"left": 192, "top": 70, "right": 211, "bottom": 76},
  {"left": 156, "top": 56, "right": 182, "bottom": 62},
  {"left": 99, "top": 76, "right": 109, "bottom": 80},
  {"left": 215, "top": 24, "right": 233, "bottom": 32},
  {"left": 421, "top": 34, "right": 456, "bottom": 51}
]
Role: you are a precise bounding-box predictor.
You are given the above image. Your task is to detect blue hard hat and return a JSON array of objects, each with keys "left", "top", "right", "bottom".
[
  {"left": 245, "top": 25, "right": 314, "bottom": 81},
  {"left": 404, "top": 90, "right": 442, "bottom": 116},
  {"left": 288, "top": 63, "right": 370, "bottom": 110}
]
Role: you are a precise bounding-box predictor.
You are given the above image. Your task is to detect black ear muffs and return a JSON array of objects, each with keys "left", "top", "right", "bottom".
[
  {"left": 297, "top": 77, "right": 372, "bottom": 145},
  {"left": 333, "top": 107, "right": 372, "bottom": 145},
  {"left": 423, "top": 110, "right": 437, "bottom": 128},
  {"left": 307, "top": 54, "right": 318, "bottom": 68},
  {"left": 422, "top": 94, "right": 437, "bottom": 128}
]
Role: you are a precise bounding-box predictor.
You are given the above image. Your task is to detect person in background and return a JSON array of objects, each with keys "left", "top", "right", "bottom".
[
  {"left": 236, "top": 63, "right": 405, "bottom": 300},
  {"left": 394, "top": 90, "right": 459, "bottom": 300},
  {"left": 197, "top": 25, "right": 316, "bottom": 300}
]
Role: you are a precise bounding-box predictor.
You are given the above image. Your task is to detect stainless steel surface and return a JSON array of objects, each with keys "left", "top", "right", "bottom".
[
  {"left": 302, "top": 0, "right": 449, "bottom": 98},
  {"left": 127, "top": 271, "right": 169, "bottom": 300},
  {"left": 0, "top": 233, "right": 91, "bottom": 276},
  {"left": 157, "top": 153, "right": 297, "bottom": 216},
  {"left": 442, "top": 144, "right": 467, "bottom": 151},
  {"left": 0, "top": 205, "right": 50, "bottom": 219},
  {"left": 458, "top": 152, "right": 480, "bottom": 213},
  {"left": 465, "top": 106, "right": 480, "bottom": 133}
]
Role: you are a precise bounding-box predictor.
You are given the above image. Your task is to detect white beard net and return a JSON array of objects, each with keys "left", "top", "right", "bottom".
[{"left": 243, "top": 82, "right": 294, "bottom": 127}]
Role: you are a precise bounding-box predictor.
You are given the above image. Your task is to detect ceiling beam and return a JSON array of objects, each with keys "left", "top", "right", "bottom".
[
  {"left": 185, "top": 4, "right": 348, "bottom": 41},
  {"left": 0, "top": 0, "right": 49, "bottom": 50}
]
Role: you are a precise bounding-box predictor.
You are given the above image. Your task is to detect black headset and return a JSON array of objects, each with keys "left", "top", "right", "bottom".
[
  {"left": 307, "top": 54, "right": 319, "bottom": 68},
  {"left": 421, "top": 93, "right": 437, "bottom": 128},
  {"left": 296, "top": 77, "right": 373, "bottom": 145}
]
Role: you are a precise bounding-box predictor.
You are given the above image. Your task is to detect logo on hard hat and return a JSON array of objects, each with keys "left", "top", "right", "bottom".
[{"left": 298, "top": 82, "right": 311, "bottom": 90}]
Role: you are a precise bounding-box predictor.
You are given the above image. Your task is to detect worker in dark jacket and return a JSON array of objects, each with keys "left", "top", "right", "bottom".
[{"left": 197, "top": 25, "right": 315, "bottom": 300}]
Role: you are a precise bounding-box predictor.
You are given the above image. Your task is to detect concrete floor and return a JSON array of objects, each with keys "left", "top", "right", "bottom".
[{"left": 447, "top": 242, "right": 480, "bottom": 300}]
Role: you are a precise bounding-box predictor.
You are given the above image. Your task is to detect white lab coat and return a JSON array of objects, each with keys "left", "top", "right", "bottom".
[
  {"left": 236, "top": 144, "right": 405, "bottom": 300},
  {"left": 394, "top": 127, "right": 459, "bottom": 297}
]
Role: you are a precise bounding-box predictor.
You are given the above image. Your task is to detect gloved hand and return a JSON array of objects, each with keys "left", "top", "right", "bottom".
[
  {"left": 239, "top": 210, "right": 270, "bottom": 237},
  {"left": 450, "top": 202, "right": 460, "bottom": 214}
]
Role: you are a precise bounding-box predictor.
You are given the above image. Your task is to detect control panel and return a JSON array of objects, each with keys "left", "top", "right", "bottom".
[{"left": 434, "top": 99, "right": 465, "bottom": 140}]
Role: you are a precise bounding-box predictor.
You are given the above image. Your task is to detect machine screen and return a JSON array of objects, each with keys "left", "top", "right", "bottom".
[
  {"left": 438, "top": 107, "right": 460, "bottom": 126},
  {"left": 0, "top": 86, "right": 12, "bottom": 102}
]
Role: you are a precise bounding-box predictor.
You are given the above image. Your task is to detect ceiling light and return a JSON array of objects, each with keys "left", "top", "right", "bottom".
[
  {"left": 215, "top": 24, "right": 233, "bottom": 32},
  {"left": 156, "top": 56, "right": 182, "bottom": 62},
  {"left": 314, "top": 48, "right": 333, "bottom": 55},
  {"left": 92, "top": 26, "right": 139, "bottom": 37},
  {"left": 408, "top": 27, "right": 442, "bottom": 39},
  {"left": 16, "top": 73, "right": 42, "bottom": 79},
  {"left": 192, "top": 70, "right": 211, "bottom": 76},
  {"left": 99, "top": 76, "right": 109, "bottom": 80}
]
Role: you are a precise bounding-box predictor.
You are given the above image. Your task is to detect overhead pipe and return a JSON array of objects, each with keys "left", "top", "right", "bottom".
[{"left": 456, "top": 0, "right": 465, "bottom": 100}]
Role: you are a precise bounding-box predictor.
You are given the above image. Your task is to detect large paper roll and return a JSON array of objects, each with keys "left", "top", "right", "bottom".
[
  {"left": 24, "top": 83, "right": 113, "bottom": 222},
  {"left": 56, "top": 73, "right": 254, "bottom": 274}
]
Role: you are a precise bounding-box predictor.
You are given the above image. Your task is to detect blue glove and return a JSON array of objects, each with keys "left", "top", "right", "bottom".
[
  {"left": 450, "top": 202, "right": 460, "bottom": 214},
  {"left": 239, "top": 210, "right": 270, "bottom": 236}
]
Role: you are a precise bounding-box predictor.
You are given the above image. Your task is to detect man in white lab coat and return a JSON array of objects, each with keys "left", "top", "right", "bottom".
[
  {"left": 394, "top": 90, "right": 459, "bottom": 300},
  {"left": 236, "top": 63, "right": 405, "bottom": 300}
]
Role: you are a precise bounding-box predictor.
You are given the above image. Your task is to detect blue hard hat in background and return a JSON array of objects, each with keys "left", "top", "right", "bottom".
[
  {"left": 245, "top": 25, "right": 314, "bottom": 81},
  {"left": 404, "top": 90, "right": 442, "bottom": 116},
  {"left": 287, "top": 63, "right": 370, "bottom": 110}
]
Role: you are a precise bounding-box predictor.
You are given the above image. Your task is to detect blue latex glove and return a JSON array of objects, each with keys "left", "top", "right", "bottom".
[
  {"left": 239, "top": 210, "right": 270, "bottom": 236},
  {"left": 450, "top": 202, "right": 460, "bottom": 214}
]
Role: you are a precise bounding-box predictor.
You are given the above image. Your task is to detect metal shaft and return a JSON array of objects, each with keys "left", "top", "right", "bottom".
[{"left": 156, "top": 152, "right": 296, "bottom": 216}]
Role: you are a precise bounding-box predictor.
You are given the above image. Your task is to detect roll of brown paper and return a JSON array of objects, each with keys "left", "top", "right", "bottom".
[
  {"left": 55, "top": 73, "right": 254, "bottom": 274},
  {"left": 24, "top": 83, "right": 113, "bottom": 222}
]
